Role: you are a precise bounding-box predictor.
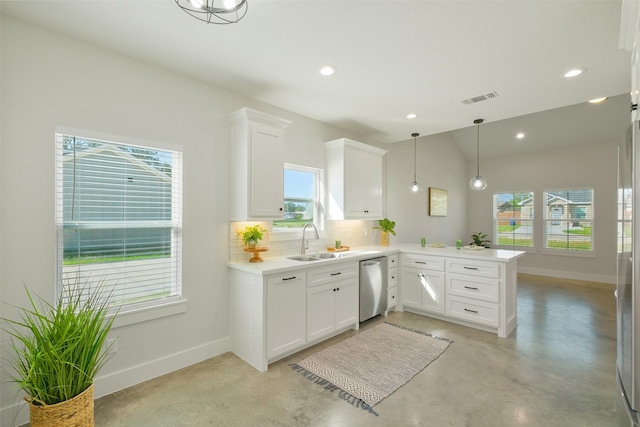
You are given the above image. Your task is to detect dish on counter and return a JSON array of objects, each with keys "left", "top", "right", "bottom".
[
  {"left": 463, "top": 245, "right": 485, "bottom": 250},
  {"left": 429, "top": 243, "right": 446, "bottom": 248}
]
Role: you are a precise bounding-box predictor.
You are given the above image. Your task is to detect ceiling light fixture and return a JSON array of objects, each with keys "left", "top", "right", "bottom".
[
  {"left": 563, "top": 68, "right": 585, "bottom": 78},
  {"left": 470, "top": 119, "right": 487, "bottom": 191},
  {"left": 589, "top": 97, "right": 608, "bottom": 104},
  {"left": 516, "top": 132, "right": 525, "bottom": 139},
  {"left": 319, "top": 65, "right": 337, "bottom": 76},
  {"left": 410, "top": 132, "right": 422, "bottom": 193},
  {"left": 406, "top": 113, "right": 418, "bottom": 119},
  {"left": 175, "top": 0, "right": 248, "bottom": 24}
]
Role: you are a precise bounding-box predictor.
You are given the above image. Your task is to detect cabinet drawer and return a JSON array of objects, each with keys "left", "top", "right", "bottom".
[
  {"left": 447, "top": 274, "right": 500, "bottom": 303},
  {"left": 446, "top": 259, "right": 500, "bottom": 279},
  {"left": 308, "top": 262, "right": 358, "bottom": 286},
  {"left": 446, "top": 296, "right": 499, "bottom": 327},
  {"left": 388, "top": 267, "right": 399, "bottom": 288},
  {"left": 401, "top": 253, "right": 445, "bottom": 271},
  {"left": 388, "top": 286, "right": 398, "bottom": 308},
  {"left": 387, "top": 254, "right": 399, "bottom": 268}
]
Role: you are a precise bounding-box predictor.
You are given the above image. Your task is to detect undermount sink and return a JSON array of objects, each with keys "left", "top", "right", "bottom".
[
  {"left": 287, "top": 253, "right": 344, "bottom": 262},
  {"left": 287, "top": 255, "right": 322, "bottom": 262}
]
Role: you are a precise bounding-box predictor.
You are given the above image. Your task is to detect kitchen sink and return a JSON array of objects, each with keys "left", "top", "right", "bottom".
[
  {"left": 287, "top": 255, "right": 322, "bottom": 262},
  {"left": 287, "top": 253, "right": 344, "bottom": 262},
  {"left": 313, "top": 253, "right": 342, "bottom": 259}
]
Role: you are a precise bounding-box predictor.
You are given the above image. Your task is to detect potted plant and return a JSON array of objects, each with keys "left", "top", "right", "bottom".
[
  {"left": 3, "top": 283, "right": 116, "bottom": 426},
  {"left": 238, "top": 224, "right": 267, "bottom": 248},
  {"left": 469, "top": 231, "right": 491, "bottom": 248},
  {"left": 373, "top": 218, "right": 396, "bottom": 246}
]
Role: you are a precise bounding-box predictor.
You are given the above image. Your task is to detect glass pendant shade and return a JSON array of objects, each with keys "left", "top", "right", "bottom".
[
  {"left": 175, "top": 0, "right": 248, "bottom": 24},
  {"left": 409, "top": 132, "right": 422, "bottom": 193},
  {"left": 470, "top": 119, "right": 487, "bottom": 191},
  {"left": 470, "top": 175, "right": 487, "bottom": 190}
]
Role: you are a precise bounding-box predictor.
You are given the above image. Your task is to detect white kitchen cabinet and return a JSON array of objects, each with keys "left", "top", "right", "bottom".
[
  {"left": 229, "top": 108, "right": 291, "bottom": 220},
  {"left": 267, "top": 274, "right": 306, "bottom": 359},
  {"left": 387, "top": 254, "right": 398, "bottom": 310},
  {"left": 307, "top": 262, "right": 359, "bottom": 343},
  {"left": 325, "top": 138, "right": 387, "bottom": 220},
  {"left": 397, "top": 249, "right": 522, "bottom": 338},
  {"left": 445, "top": 259, "right": 504, "bottom": 331},
  {"left": 401, "top": 259, "right": 446, "bottom": 315},
  {"left": 230, "top": 268, "right": 306, "bottom": 372}
]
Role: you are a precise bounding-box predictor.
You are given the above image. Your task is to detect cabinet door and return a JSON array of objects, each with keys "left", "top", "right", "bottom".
[
  {"left": 307, "top": 284, "right": 335, "bottom": 342},
  {"left": 249, "top": 121, "right": 284, "bottom": 218},
  {"left": 267, "top": 274, "right": 306, "bottom": 359},
  {"left": 420, "top": 270, "right": 445, "bottom": 315},
  {"left": 344, "top": 147, "right": 383, "bottom": 218},
  {"left": 334, "top": 278, "right": 358, "bottom": 330},
  {"left": 401, "top": 267, "right": 422, "bottom": 309}
]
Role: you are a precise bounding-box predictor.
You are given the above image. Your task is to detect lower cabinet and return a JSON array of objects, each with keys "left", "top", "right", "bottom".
[
  {"left": 230, "top": 260, "right": 360, "bottom": 372},
  {"left": 307, "top": 262, "right": 359, "bottom": 343},
  {"left": 398, "top": 251, "right": 521, "bottom": 338},
  {"left": 267, "top": 274, "right": 307, "bottom": 359},
  {"left": 401, "top": 266, "right": 445, "bottom": 315}
]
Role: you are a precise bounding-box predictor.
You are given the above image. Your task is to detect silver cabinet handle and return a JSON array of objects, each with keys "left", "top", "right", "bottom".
[
  {"left": 282, "top": 276, "right": 297, "bottom": 281},
  {"left": 463, "top": 266, "right": 478, "bottom": 270},
  {"left": 415, "top": 261, "right": 427, "bottom": 264},
  {"left": 330, "top": 272, "right": 342, "bottom": 276},
  {"left": 464, "top": 308, "right": 478, "bottom": 314},
  {"left": 464, "top": 285, "right": 478, "bottom": 290}
]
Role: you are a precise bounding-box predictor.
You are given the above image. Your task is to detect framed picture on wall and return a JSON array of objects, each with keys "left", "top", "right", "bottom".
[{"left": 429, "top": 187, "right": 448, "bottom": 216}]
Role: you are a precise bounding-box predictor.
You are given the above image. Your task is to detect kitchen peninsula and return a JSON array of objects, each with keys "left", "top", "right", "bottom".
[{"left": 229, "top": 244, "right": 525, "bottom": 371}]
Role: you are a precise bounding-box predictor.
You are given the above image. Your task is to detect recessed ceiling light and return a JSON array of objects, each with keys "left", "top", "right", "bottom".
[
  {"left": 589, "top": 97, "right": 608, "bottom": 104},
  {"left": 563, "top": 68, "right": 586, "bottom": 78},
  {"left": 319, "top": 65, "right": 337, "bottom": 76},
  {"left": 406, "top": 113, "right": 418, "bottom": 119},
  {"left": 516, "top": 132, "right": 525, "bottom": 139}
]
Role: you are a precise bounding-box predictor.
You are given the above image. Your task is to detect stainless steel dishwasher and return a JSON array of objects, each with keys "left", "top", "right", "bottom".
[{"left": 359, "top": 256, "right": 388, "bottom": 322}]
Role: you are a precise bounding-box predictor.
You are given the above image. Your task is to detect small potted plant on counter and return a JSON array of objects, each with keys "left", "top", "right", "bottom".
[
  {"left": 374, "top": 218, "right": 396, "bottom": 246},
  {"left": 469, "top": 231, "right": 491, "bottom": 248},
  {"left": 238, "top": 224, "right": 267, "bottom": 249}
]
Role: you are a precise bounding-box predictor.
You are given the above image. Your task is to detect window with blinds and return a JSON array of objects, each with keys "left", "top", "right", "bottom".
[
  {"left": 493, "top": 192, "right": 534, "bottom": 247},
  {"left": 543, "top": 189, "right": 594, "bottom": 252},
  {"left": 55, "top": 129, "right": 183, "bottom": 311}
]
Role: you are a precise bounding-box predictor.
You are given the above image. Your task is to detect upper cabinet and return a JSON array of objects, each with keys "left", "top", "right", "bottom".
[
  {"left": 230, "top": 108, "right": 291, "bottom": 221},
  {"left": 325, "top": 138, "right": 387, "bottom": 220}
]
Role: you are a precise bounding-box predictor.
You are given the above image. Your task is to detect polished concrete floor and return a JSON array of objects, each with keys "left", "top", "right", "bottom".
[{"left": 93, "top": 274, "right": 617, "bottom": 426}]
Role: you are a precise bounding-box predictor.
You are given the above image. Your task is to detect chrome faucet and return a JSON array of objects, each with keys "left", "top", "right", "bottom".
[{"left": 301, "top": 223, "right": 320, "bottom": 254}]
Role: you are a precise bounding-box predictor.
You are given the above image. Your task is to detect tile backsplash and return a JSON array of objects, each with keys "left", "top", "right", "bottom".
[{"left": 230, "top": 220, "right": 377, "bottom": 262}]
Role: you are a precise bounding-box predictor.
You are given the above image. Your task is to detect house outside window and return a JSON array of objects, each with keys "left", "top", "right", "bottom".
[
  {"left": 55, "top": 129, "right": 183, "bottom": 311},
  {"left": 493, "top": 192, "right": 534, "bottom": 248},
  {"left": 272, "top": 164, "right": 321, "bottom": 230},
  {"left": 543, "top": 189, "right": 594, "bottom": 252}
]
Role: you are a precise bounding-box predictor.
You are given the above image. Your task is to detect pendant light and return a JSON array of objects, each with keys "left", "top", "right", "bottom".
[
  {"left": 410, "top": 132, "right": 422, "bottom": 193},
  {"left": 470, "top": 119, "right": 487, "bottom": 191},
  {"left": 175, "top": 0, "right": 248, "bottom": 24}
]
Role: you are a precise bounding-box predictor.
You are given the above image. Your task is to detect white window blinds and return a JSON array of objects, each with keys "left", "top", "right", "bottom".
[{"left": 55, "top": 130, "right": 183, "bottom": 310}]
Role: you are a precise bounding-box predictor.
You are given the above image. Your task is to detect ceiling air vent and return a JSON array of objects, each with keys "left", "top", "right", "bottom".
[{"left": 461, "top": 91, "right": 499, "bottom": 105}]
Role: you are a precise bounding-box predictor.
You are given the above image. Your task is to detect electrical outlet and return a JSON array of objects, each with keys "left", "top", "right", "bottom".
[{"left": 107, "top": 338, "right": 118, "bottom": 354}]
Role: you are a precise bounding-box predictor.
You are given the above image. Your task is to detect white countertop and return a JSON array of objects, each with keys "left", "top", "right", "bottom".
[{"left": 228, "top": 244, "right": 526, "bottom": 276}]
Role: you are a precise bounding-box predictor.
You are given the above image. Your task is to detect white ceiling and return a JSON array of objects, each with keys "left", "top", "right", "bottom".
[{"left": 0, "top": 0, "right": 632, "bottom": 158}]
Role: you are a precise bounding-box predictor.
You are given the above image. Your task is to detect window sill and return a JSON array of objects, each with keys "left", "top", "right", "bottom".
[
  {"left": 110, "top": 299, "right": 187, "bottom": 329},
  {"left": 540, "top": 249, "right": 597, "bottom": 258}
]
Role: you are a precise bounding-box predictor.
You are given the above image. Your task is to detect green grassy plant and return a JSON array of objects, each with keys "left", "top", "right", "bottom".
[{"left": 3, "top": 283, "right": 116, "bottom": 405}]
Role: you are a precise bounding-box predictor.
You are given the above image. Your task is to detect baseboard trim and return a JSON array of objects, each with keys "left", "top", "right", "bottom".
[
  {"left": 1, "top": 336, "right": 231, "bottom": 427},
  {"left": 517, "top": 266, "right": 616, "bottom": 285}
]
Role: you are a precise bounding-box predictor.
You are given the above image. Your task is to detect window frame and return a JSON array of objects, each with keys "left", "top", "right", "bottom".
[
  {"left": 271, "top": 163, "right": 324, "bottom": 239},
  {"left": 541, "top": 188, "right": 595, "bottom": 257},
  {"left": 492, "top": 191, "right": 535, "bottom": 249},
  {"left": 54, "top": 126, "right": 185, "bottom": 324}
]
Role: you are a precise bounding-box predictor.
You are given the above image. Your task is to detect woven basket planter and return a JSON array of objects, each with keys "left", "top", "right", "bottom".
[{"left": 27, "top": 383, "right": 94, "bottom": 427}]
